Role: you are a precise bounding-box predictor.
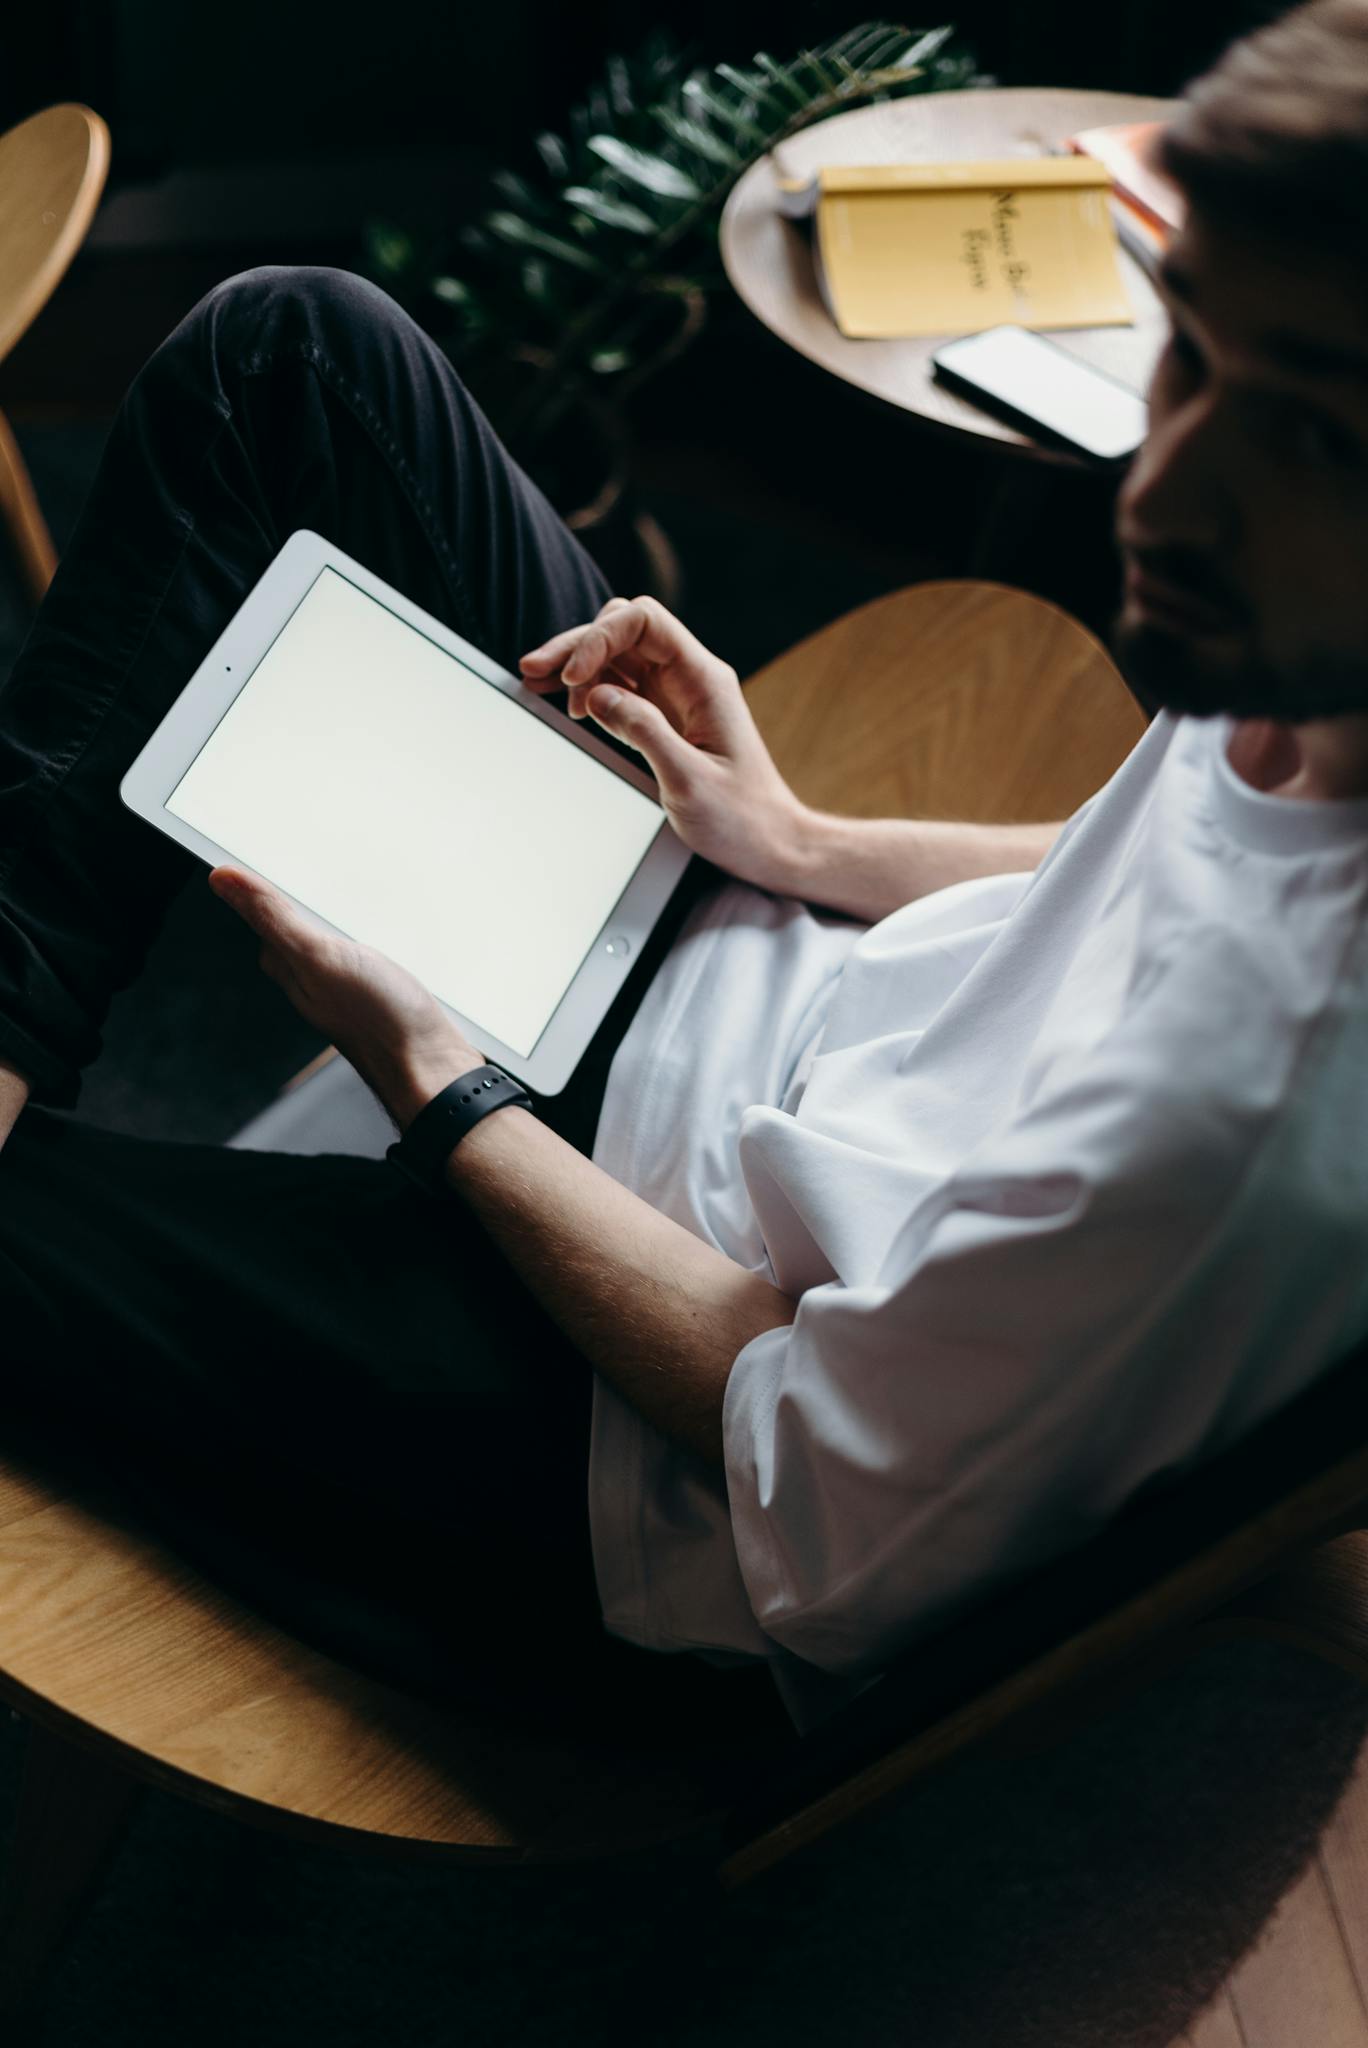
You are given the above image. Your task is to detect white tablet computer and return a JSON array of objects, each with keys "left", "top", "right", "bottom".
[{"left": 120, "top": 529, "right": 691, "bottom": 1095}]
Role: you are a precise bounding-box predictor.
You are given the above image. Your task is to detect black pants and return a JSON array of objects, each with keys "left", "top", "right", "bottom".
[{"left": 0, "top": 267, "right": 758, "bottom": 1741}]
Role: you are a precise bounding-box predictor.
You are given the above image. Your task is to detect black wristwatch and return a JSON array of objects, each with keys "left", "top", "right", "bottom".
[{"left": 385, "top": 1064, "right": 533, "bottom": 1198}]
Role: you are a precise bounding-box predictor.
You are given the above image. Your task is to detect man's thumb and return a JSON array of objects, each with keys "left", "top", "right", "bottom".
[{"left": 586, "top": 686, "right": 693, "bottom": 792}]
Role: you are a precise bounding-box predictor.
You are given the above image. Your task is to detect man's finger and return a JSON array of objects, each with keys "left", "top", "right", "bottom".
[
  {"left": 585, "top": 684, "right": 696, "bottom": 793},
  {"left": 520, "top": 597, "right": 632, "bottom": 680},
  {"left": 210, "top": 868, "right": 322, "bottom": 953},
  {"left": 567, "top": 661, "right": 643, "bottom": 721},
  {"left": 607, "top": 648, "right": 651, "bottom": 687},
  {"left": 561, "top": 610, "right": 647, "bottom": 687},
  {"left": 521, "top": 598, "right": 704, "bottom": 689},
  {"left": 518, "top": 621, "right": 598, "bottom": 679}
]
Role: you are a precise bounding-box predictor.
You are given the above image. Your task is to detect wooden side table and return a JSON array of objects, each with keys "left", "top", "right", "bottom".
[{"left": 720, "top": 86, "right": 1181, "bottom": 468}]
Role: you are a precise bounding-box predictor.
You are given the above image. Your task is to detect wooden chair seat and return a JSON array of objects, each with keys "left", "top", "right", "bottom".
[
  {"left": 22, "top": 574, "right": 1318, "bottom": 2020},
  {"left": 0, "top": 1455, "right": 787, "bottom": 1866}
]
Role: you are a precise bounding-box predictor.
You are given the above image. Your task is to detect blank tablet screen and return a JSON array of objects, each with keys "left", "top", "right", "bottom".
[{"left": 165, "top": 566, "right": 662, "bottom": 1057}]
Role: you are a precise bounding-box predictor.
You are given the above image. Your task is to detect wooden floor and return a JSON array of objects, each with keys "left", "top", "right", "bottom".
[{"left": 1182, "top": 1735, "right": 1368, "bottom": 2046}]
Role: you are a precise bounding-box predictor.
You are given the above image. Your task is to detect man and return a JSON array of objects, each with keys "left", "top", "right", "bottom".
[{"left": 3, "top": 0, "right": 1368, "bottom": 1734}]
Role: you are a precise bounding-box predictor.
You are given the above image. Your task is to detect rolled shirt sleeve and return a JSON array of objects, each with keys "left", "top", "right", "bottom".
[{"left": 721, "top": 1042, "right": 1336, "bottom": 1678}]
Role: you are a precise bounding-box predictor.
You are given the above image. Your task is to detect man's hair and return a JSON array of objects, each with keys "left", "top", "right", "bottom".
[{"left": 1157, "top": 0, "right": 1368, "bottom": 252}]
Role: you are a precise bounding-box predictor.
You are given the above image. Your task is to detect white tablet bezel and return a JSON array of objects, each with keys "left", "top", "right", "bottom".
[{"left": 119, "top": 527, "right": 693, "bottom": 1095}]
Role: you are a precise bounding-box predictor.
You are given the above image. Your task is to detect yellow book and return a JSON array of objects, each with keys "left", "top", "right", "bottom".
[{"left": 777, "top": 157, "right": 1132, "bottom": 339}]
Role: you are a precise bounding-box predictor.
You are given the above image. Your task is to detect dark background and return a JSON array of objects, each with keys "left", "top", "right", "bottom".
[{"left": 2, "top": 3, "right": 1274, "bottom": 168}]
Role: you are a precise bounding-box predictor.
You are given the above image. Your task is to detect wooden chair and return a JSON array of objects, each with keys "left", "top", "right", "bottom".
[
  {"left": 0, "top": 104, "right": 110, "bottom": 603},
  {"left": 3, "top": 579, "right": 1364, "bottom": 2018}
]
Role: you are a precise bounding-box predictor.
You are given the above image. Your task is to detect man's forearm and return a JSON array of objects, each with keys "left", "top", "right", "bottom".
[
  {"left": 435, "top": 1097, "right": 795, "bottom": 1469},
  {"left": 0, "top": 1060, "right": 30, "bottom": 1154},
  {"left": 776, "top": 810, "right": 1062, "bottom": 924}
]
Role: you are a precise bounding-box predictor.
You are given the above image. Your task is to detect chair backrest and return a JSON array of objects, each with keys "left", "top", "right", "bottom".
[
  {"left": 0, "top": 104, "right": 110, "bottom": 367},
  {"left": 743, "top": 579, "right": 1145, "bottom": 824}
]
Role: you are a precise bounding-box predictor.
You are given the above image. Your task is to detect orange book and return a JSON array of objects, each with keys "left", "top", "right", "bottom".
[
  {"left": 1109, "top": 192, "right": 1167, "bottom": 280},
  {"left": 1068, "top": 121, "right": 1185, "bottom": 237}
]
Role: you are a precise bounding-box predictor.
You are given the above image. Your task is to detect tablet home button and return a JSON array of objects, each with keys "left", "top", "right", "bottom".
[{"left": 604, "top": 935, "right": 631, "bottom": 959}]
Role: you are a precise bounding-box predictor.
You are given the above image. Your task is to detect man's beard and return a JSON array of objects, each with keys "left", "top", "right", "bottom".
[{"left": 1113, "top": 612, "right": 1368, "bottom": 723}]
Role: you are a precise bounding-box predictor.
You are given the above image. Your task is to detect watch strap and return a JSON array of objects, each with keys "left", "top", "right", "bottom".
[{"left": 386, "top": 1064, "right": 532, "bottom": 1197}]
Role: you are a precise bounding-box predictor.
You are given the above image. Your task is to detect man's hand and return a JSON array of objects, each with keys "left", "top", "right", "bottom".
[
  {"left": 519, "top": 596, "right": 812, "bottom": 895},
  {"left": 208, "top": 868, "right": 482, "bottom": 1128}
]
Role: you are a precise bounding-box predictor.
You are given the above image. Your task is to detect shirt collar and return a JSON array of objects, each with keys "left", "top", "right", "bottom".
[{"left": 1202, "top": 713, "right": 1368, "bottom": 856}]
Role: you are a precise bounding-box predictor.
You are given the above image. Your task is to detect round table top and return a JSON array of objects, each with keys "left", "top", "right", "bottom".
[{"left": 719, "top": 86, "right": 1181, "bottom": 464}]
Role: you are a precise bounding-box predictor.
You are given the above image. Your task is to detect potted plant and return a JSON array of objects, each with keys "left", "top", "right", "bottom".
[{"left": 365, "top": 21, "right": 982, "bottom": 592}]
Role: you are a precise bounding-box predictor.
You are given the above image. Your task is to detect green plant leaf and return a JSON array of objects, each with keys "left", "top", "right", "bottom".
[
  {"left": 585, "top": 135, "right": 701, "bottom": 200},
  {"left": 589, "top": 345, "right": 633, "bottom": 374},
  {"left": 650, "top": 105, "right": 741, "bottom": 169},
  {"left": 896, "top": 25, "right": 958, "bottom": 69},
  {"left": 563, "top": 185, "right": 658, "bottom": 233},
  {"left": 367, "top": 224, "right": 415, "bottom": 276},
  {"left": 521, "top": 258, "right": 558, "bottom": 307},
  {"left": 754, "top": 52, "right": 812, "bottom": 111},
  {"left": 492, "top": 167, "right": 548, "bottom": 214},
  {"left": 682, "top": 74, "right": 768, "bottom": 149},
  {"left": 827, "top": 23, "right": 893, "bottom": 65},
  {"left": 430, "top": 273, "right": 472, "bottom": 304},
  {"left": 861, "top": 64, "right": 931, "bottom": 91},
  {"left": 794, "top": 47, "right": 842, "bottom": 96},
  {"left": 716, "top": 62, "right": 786, "bottom": 133},
  {"left": 606, "top": 52, "right": 634, "bottom": 119},
  {"left": 715, "top": 61, "right": 766, "bottom": 99},
  {"left": 485, "top": 211, "right": 606, "bottom": 271},
  {"left": 826, "top": 23, "right": 908, "bottom": 63},
  {"left": 534, "top": 130, "right": 570, "bottom": 178}
]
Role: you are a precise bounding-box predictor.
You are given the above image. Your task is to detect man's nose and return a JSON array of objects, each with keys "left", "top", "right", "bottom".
[{"left": 1118, "top": 393, "right": 1234, "bottom": 555}]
